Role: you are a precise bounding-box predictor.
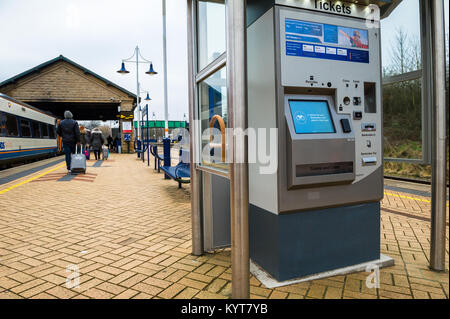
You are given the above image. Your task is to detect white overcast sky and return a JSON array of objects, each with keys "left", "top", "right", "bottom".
[
  {"left": 381, "top": 0, "right": 449, "bottom": 69},
  {"left": 0, "top": 0, "right": 189, "bottom": 122},
  {"left": 0, "top": 0, "right": 448, "bottom": 122}
]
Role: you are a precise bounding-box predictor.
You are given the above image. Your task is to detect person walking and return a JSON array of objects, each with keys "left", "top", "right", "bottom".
[
  {"left": 107, "top": 135, "right": 113, "bottom": 150},
  {"left": 80, "top": 126, "right": 90, "bottom": 147},
  {"left": 80, "top": 126, "right": 91, "bottom": 160},
  {"left": 113, "top": 136, "right": 119, "bottom": 153},
  {"left": 115, "top": 136, "right": 122, "bottom": 153},
  {"left": 56, "top": 110, "right": 80, "bottom": 174},
  {"left": 90, "top": 128, "right": 105, "bottom": 160},
  {"left": 86, "top": 129, "right": 92, "bottom": 146}
]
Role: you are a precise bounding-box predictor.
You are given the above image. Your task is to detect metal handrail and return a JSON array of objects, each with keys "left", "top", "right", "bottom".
[{"left": 209, "top": 115, "right": 226, "bottom": 163}]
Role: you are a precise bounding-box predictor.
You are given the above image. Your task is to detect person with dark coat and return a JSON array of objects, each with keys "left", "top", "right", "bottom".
[
  {"left": 86, "top": 129, "right": 92, "bottom": 146},
  {"left": 113, "top": 136, "right": 119, "bottom": 152},
  {"left": 80, "top": 126, "right": 90, "bottom": 147},
  {"left": 107, "top": 135, "right": 113, "bottom": 150},
  {"left": 56, "top": 110, "right": 80, "bottom": 173},
  {"left": 90, "top": 128, "right": 105, "bottom": 160}
]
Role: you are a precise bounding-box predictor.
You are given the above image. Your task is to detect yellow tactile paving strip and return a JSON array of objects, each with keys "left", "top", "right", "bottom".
[{"left": 0, "top": 154, "right": 448, "bottom": 299}]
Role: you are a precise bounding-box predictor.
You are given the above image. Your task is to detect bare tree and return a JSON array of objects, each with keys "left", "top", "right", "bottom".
[
  {"left": 410, "top": 37, "right": 421, "bottom": 71},
  {"left": 97, "top": 125, "right": 112, "bottom": 139},
  {"left": 390, "top": 27, "right": 413, "bottom": 75},
  {"left": 386, "top": 27, "right": 422, "bottom": 76},
  {"left": 79, "top": 121, "right": 101, "bottom": 130}
]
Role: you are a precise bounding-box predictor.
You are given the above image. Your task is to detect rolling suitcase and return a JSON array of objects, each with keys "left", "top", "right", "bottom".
[
  {"left": 71, "top": 145, "right": 87, "bottom": 174},
  {"left": 102, "top": 146, "right": 109, "bottom": 160}
]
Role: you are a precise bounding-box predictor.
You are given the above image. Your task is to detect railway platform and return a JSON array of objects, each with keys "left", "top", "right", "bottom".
[{"left": 0, "top": 154, "right": 448, "bottom": 299}]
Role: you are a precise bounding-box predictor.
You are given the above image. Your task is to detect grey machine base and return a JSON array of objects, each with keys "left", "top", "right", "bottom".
[{"left": 250, "top": 202, "right": 382, "bottom": 282}]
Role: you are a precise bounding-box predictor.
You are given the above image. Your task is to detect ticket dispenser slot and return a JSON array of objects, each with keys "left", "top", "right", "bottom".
[{"left": 285, "top": 95, "right": 355, "bottom": 189}]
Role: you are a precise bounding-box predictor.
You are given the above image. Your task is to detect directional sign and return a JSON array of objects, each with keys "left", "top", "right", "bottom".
[
  {"left": 116, "top": 114, "right": 134, "bottom": 120},
  {"left": 122, "top": 122, "right": 132, "bottom": 133}
]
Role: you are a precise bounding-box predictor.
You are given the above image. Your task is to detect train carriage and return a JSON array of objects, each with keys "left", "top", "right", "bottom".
[{"left": 0, "top": 93, "right": 60, "bottom": 168}]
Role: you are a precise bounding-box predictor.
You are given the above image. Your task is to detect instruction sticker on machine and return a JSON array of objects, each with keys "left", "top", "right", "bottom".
[{"left": 285, "top": 18, "right": 369, "bottom": 63}]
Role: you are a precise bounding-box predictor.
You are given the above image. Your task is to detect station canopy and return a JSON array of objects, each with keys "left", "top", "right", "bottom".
[
  {"left": 325, "top": 0, "right": 402, "bottom": 18},
  {"left": 0, "top": 55, "right": 137, "bottom": 121}
]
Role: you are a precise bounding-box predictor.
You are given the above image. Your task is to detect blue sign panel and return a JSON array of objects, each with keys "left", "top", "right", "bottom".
[
  {"left": 323, "top": 24, "right": 338, "bottom": 43},
  {"left": 289, "top": 100, "right": 335, "bottom": 134},
  {"left": 286, "top": 41, "right": 369, "bottom": 64},
  {"left": 124, "top": 134, "right": 131, "bottom": 141},
  {"left": 285, "top": 19, "right": 322, "bottom": 36},
  {"left": 285, "top": 18, "right": 369, "bottom": 64}
]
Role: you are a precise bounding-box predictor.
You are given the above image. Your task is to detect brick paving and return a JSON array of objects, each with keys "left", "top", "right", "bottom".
[{"left": 0, "top": 154, "right": 448, "bottom": 299}]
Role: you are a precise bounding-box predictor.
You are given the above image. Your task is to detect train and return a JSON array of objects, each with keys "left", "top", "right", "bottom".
[{"left": 0, "top": 93, "right": 62, "bottom": 169}]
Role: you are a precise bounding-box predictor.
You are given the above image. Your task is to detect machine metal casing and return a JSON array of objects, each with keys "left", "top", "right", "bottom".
[
  {"left": 249, "top": 5, "right": 383, "bottom": 215},
  {"left": 248, "top": 2, "right": 384, "bottom": 281}
]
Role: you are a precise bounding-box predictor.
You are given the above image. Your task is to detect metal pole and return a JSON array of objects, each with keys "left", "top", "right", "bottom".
[
  {"left": 227, "top": 0, "right": 249, "bottom": 299},
  {"left": 430, "top": 0, "right": 448, "bottom": 272},
  {"left": 142, "top": 117, "right": 145, "bottom": 163},
  {"left": 419, "top": 0, "right": 433, "bottom": 166},
  {"left": 187, "top": 0, "right": 203, "bottom": 256},
  {"left": 162, "top": 0, "right": 169, "bottom": 138},
  {"left": 136, "top": 46, "right": 141, "bottom": 144},
  {"left": 147, "top": 105, "right": 150, "bottom": 166}
]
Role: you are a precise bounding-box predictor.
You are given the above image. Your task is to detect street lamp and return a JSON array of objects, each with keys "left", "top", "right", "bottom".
[
  {"left": 117, "top": 46, "right": 157, "bottom": 141},
  {"left": 139, "top": 90, "right": 152, "bottom": 143},
  {"left": 161, "top": 0, "right": 169, "bottom": 138}
]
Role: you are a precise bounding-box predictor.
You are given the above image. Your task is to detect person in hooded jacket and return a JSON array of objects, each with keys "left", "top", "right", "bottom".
[
  {"left": 80, "top": 126, "right": 90, "bottom": 147},
  {"left": 90, "top": 128, "right": 105, "bottom": 160},
  {"left": 56, "top": 110, "right": 80, "bottom": 173}
]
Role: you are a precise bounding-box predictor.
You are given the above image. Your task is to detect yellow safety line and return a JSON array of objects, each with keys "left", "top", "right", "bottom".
[
  {"left": 384, "top": 192, "right": 431, "bottom": 203},
  {"left": 0, "top": 164, "right": 65, "bottom": 195},
  {"left": 384, "top": 192, "right": 449, "bottom": 206}
]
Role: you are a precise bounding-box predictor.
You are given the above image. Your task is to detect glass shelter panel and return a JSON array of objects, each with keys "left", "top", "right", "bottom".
[
  {"left": 197, "top": 0, "right": 226, "bottom": 71},
  {"left": 383, "top": 78, "right": 422, "bottom": 160},
  {"left": 198, "top": 66, "right": 228, "bottom": 172},
  {"left": 381, "top": 0, "right": 422, "bottom": 75},
  {"left": 381, "top": 0, "right": 424, "bottom": 168}
]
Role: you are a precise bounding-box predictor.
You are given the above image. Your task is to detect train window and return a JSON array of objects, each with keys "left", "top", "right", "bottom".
[
  {"left": 5, "top": 113, "right": 19, "bottom": 137},
  {"left": 0, "top": 113, "right": 6, "bottom": 136},
  {"left": 48, "top": 125, "right": 55, "bottom": 139},
  {"left": 32, "top": 121, "right": 41, "bottom": 138},
  {"left": 41, "top": 122, "right": 49, "bottom": 138},
  {"left": 20, "top": 119, "right": 32, "bottom": 137}
]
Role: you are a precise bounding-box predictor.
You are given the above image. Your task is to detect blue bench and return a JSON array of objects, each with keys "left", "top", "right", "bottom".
[
  {"left": 160, "top": 149, "right": 191, "bottom": 188},
  {"left": 136, "top": 145, "right": 146, "bottom": 157}
]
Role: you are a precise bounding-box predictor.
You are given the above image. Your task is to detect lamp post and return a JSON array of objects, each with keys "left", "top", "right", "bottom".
[
  {"left": 117, "top": 46, "right": 157, "bottom": 144},
  {"left": 162, "top": 0, "right": 169, "bottom": 138},
  {"left": 140, "top": 90, "right": 152, "bottom": 141}
]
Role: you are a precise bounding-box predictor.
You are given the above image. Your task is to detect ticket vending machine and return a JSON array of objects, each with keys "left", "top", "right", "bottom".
[{"left": 247, "top": 1, "right": 389, "bottom": 281}]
